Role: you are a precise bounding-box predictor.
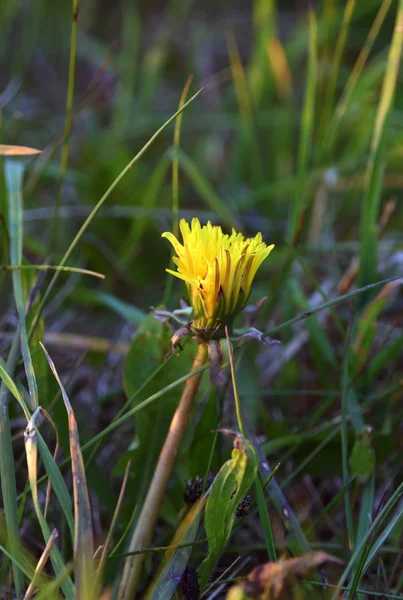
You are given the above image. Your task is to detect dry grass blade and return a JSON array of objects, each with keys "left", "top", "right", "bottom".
[
  {"left": 24, "top": 409, "right": 75, "bottom": 600},
  {"left": 23, "top": 529, "right": 58, "bottom": 600},
  {"left": 227, "top": 552, "right": 343, "bottom": 599},
  {"left": 93, "top": 460, "right": 131, "bottom": 594},
  {"left": 40, "top": 343, "right": 95, "bottom": 600},
  {"left": 0, "top": 144, "right": 42, "bottom": 156}
]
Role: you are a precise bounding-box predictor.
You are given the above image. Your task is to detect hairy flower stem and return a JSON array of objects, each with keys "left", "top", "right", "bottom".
[{"left": 118, "top": 342, "right": 208, "bottom": 600}]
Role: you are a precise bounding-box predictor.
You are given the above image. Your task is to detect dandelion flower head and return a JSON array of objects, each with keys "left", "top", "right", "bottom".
[{"left": 162, "top": 218, "right": 274, "bottom": 332}]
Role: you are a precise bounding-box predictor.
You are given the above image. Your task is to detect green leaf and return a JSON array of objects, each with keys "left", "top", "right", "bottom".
[
  {"left": 198, "top": 432, "right": 258, "bottom": 591},
  {"left": 349, "top": 438, "right": 375, "bottom": 480}
]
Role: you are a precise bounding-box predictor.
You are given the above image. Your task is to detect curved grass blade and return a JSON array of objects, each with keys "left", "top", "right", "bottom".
[
  {"left": 41, "top": 343, "right": 95, "bottom": 600},
  {"left": 145, "top": 495, "right": 207, "bottom": 600},
  {"left": 288, "top": 9, "right": 317, "bottom": 243},
  {"left": 262, "top": 276, "right": 399, "bottom": 339},
  {"left": 35, "top": 431, "right": 75, "bottom": 543},
  {"left": 4, "top": 158, "right": 38, "bottom": 409},
  {"left": 93, "top": 460, "right": 131, "bottom": 595},
  {"left": 3, "top": 264, "right": 105, "bottom": 279},
  {"left": 24, "top": 410, "right": 75, "bottom": 600},
  {"left": 28, "top": 86, "right": 204, "bottom": 341}
]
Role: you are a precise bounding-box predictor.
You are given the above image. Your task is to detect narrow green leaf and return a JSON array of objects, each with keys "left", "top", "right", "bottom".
[
  {"left": 288, "top": 9, "right": 317, "bottom": 242},
  {"left": 4, "top": 158, "right": 38, "bottom": 409}
]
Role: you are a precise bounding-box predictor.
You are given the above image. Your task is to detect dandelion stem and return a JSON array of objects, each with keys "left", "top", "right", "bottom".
[{"left": 118, "top": 342, "right": 208, "bottom": 600}]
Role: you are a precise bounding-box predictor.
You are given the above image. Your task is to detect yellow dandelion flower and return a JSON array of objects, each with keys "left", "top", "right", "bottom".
[{"left": 162, "top": 218, "right": 274, "bottom": 332}]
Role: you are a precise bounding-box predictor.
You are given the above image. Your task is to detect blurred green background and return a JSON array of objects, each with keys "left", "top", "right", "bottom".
[{"left": 1, "top": 0, "right": 401, "bottom": 317}]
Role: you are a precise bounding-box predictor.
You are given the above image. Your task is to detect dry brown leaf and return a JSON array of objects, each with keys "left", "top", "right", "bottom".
[
  {"left": 0, "top": 144, "right": 42, "bottom": 156},
  {"left": 240, "top": 552, "right": 343, "bottom": 599}
]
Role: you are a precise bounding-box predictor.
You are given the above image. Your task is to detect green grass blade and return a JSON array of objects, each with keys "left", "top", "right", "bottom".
[
  {"left": 36, "top": 432, "right": 75, "bottom": 543},
  {"left": 41, "top": 343, "right": 95, "bottom": 600},
  {"left": 25, "top": 412, "right": 75, "bottom": 600},
  {"left": 333, "top": 479, "right": 403, "bottom": 598},
  {"left": 325, "top": 0, "right": 393, "bottom": 154},
  {"left": 288, "top": 9, "right": 317, "bottom": 243},
  {"left": 341, "top": 324, "right": 354, "bottom": 550},
  {"left": 0, "top": 386, "right": 24, "bottom": 592},
  {"left": 5, "top": 158, "right": 38, "bottom": 409},
  {"left": 359, "top": 0, "right": 403, "bottom": 289},
  {"left": 175, "top": 148, "right": 239, "bottom": 228},
  {"left": 319, "top": 0, "right": 356, "bottom": 149},
  {"left": 262, "top": 276, "right": 399, "bottom": 339},
  {"left": 163, "top": 76, "right": 194, "bottom": 305},
  {"left": 226, "top": 327, "right": 276, "bottom": 562},
  {"left": 3, "top": 263, "right": 105, "bottom": 279},
  {"left": 52, "top": 0, "right": 78, "bottom": 247}
]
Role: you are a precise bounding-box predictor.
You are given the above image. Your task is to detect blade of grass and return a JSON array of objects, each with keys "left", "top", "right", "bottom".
[
  {"left": 226, "top": 27, "right": 265, "bottom": 186},
  {"left": 163, "top": 75, "right": 194, "bottom": 306},
  {"left": 121, "top": 155, "right": 171, "bottom": 268},
  {"left": 226, "top": 327, "right": 276, "bottom": 562},
  {"left": 318, "top": 0, "right": 356, "bottom": 150},
  {"left": 5, "top": 158, "right": 38, "bottom": 409},
  {"left": 110, "top": 2, "right": 139, "bottom": 138},
  {"left": 262, "top": 276, "right": 398, "bottom": 339},
  {"left": 341, "top": 317, "right": 354, "bottom": 550},
  {"left": 359, "top": 0, "right": 403, "bottom": 290},
  {"left": 333, "top": 479, "right": 403, "bottom": 599},
  {"left": 93, "top": 460, "right": 131, "bottom": 594},
  {"left": 349, "top": 500, "right": 403, "bottom": 598},
  {"left": 288, "top": 9, "right": 317, "bottom": 243},
  {"left": 24, "top": 409, "right": 75, "bottom": 600},
  {"left": 36, "top": 431, "right": 75, "bottom": 543},
  {"left": 9, "top": 387, "right": 73, "bottom": 553},
  {"left": 2, "top": 264, "right": 105, "bottom": 279},
  {"left": 325, "top": 0, "right": 394, "bottom": 155},
  {"left": 0, "top": 542, "right": 34, "bottom": 580},
  {"left": 174, "top": 148, "right": 239, "bottom": 228},
  {"left": 41, "top": 343, "right": 95, "bottom": 600},
  {"left": 23, "top": 529, "right": 58, "bottom": 600},
  {"left": 28, "top": 86, "right": 205, "bottom": 341},
  {"left": 0, "top": 332, "right": 25, "bottom": 593},
  {"left": 52, "top": 0, "right": 78, "bottom": 247}
]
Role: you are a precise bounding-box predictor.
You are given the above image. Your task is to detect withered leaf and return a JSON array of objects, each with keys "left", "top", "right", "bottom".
[{"left": 240, "top": 552, "right": 343, "bottom": 599}]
